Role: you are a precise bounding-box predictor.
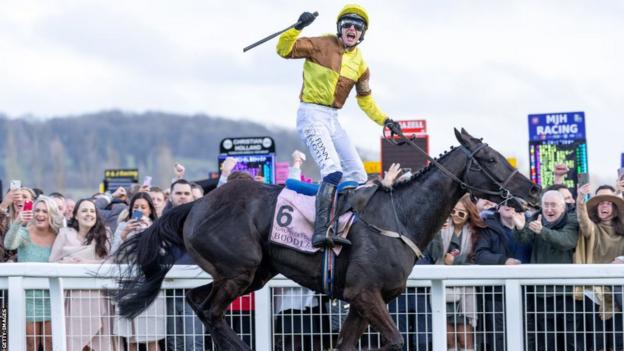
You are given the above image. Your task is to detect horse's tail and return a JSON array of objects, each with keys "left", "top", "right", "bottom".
[{"left": 112, "top": 201, "right": 194, "bottom": 319}]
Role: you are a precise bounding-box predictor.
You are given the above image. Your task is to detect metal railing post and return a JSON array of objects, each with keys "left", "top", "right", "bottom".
[
  {"left": 8, "top": 277, "right": 26, "bottom": 351},
  {"left": 254, "top": 284, "right": 272, "bottom": 350},
  {"left": 505, "top": 280, "right": 523, "bottom": 351},
  {"left": 430, "top": 279, "right": 447, "bottom": 351},
  {"left": 49, "top": 277, "right": 66, "bottom": 351}
]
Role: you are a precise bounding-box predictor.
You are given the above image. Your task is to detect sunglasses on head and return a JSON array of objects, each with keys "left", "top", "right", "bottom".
[
  {"left": 339, "top": 19, "right": 365, "bottom": 32},
  {"left": 451, "top": 208, "right": 468, "bottom": 219}
]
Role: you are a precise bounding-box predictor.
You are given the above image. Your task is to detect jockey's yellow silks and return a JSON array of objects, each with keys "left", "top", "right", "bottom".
[{"left": 276, "top": 28, "right": 387, "bottom": 126}]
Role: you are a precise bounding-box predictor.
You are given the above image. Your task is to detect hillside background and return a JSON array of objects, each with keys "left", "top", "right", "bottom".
[{"left": 1, "top": 111, "right": 371, "bottom": 198}]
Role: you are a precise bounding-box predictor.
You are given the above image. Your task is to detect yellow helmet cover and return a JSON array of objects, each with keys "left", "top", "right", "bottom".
[{"left": 337, "top": 4, "right": 369, "bottom": 28}]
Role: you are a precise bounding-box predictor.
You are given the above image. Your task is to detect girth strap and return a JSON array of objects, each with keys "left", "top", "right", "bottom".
[{"left": 356, "top": 215, "right": 423, "bottom": 259}]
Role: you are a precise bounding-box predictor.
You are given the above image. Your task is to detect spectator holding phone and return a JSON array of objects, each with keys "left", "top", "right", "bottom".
[
  {"left": 3, "top": 196, "right": 63, "bottom": 351},
  {"left": 111, "top": 192, "right": 165, "bottom": 351},
  {"left": 574, "top": 183, "right": 624, "bottom": 351},
  {"left": 0, "top": 187, "right": 23, "bottom": 262},
  {"left": 49, "top": 198, "right": 115, "bottom": 350},
  {"left": 418, "top": 194, "right": 484, "bottom": 350},
  {"left": 1, "top": 186, "right": 36, "bottom": 228}
]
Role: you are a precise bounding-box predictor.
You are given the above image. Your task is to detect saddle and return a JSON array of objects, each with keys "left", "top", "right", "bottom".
[{"left": 284, "top": 179, "right": 379, "bottom": 217}]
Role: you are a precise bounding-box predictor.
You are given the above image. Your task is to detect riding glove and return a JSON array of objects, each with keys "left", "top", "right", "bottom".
[
  {"left": 295, "top": 12, "right": 316, "bottom": 30},
  {"left": 384, "top": 118, "right": 402, "bottom": 135}
]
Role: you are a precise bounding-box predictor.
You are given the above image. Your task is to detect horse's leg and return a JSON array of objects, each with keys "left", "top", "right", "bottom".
[
  {"left": 185, "top": 282, "right": 214, "bottom": 326},
  {"left": 335, "top": 307, "right": 370, "bottom": 351},
  {"left": 194, "top": 277, "right": 255, "bottom": 351},
  {"left": 350, "top": 292, "right": 404, "bottom": 351}
]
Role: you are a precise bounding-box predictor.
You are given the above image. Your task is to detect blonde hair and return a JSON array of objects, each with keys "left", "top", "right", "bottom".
[{"left": 32, "top": 196, "right": 64, "bottom": 234}]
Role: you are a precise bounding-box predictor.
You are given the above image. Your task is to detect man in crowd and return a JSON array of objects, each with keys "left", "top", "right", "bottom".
[
  {"left": 165, "top": 178, "right": 205, "bottom": 351},
  {"left": 512, "top": 190, "right": 579, "bottom": 350},
  {"left": 474, "top": 204, "right": 531, "bottom": 350}
]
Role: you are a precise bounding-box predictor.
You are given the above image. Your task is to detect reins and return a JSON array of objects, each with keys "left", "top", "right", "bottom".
[
  {"left": 389, "top": 130, "right": 517, "bottom": 200},
  {"left": 354, "top": 129, "right": 521, "bottom": 260}
]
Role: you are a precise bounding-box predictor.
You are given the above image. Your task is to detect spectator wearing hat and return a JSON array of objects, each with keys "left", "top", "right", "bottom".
[{"left": 574, "top": 184, "right": 624, "bottom": 351}]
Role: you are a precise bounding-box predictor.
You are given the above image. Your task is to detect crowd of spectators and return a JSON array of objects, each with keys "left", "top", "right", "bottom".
[
  {"left": 0, "top": 163, "right": 219, "bottom": 351},
  {"left": 1, "top": 158, "right": 624, "bottom": 350},
  {"left": 392, "top": 164, "right": 624, "bottom": 351}
]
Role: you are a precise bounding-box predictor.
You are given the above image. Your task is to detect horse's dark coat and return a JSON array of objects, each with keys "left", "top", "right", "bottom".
[{"left": 114, "top": 129, "right": 540, "bottom": 350}]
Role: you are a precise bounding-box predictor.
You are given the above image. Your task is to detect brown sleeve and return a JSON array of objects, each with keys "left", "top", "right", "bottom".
[
  {"left": 356, "top": 68, "right": 372, "bottom": 96},
  {"left": 286, "top": 37, "right": 317, "bottom": 59}
]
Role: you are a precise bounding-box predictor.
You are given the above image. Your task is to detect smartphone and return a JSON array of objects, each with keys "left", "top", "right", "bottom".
[
  {"left": 131, "top": 209, "right": 143, "bottom": 221},
  {"left": 577, "top": 173, "right": 590, "bottom": 202},
  {"left": 142, "top": 176, "right": 152, "bottom": 188},
  {"left": 577, "top": 172, "right": 589, "bottom": 186},
  {"left": 23, "top": 200, "right": 33, "bottom": 212},
  {"left": 10, "top": 180, "right": 21, "bottom": 191}
]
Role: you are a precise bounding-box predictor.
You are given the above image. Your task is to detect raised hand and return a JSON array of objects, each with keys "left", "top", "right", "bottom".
[
  {"left": 19, "top": 209, "right": 33, "bottom": 225},
  {"left": 221, "top": 157, "right": 238, "bottom": 177},
  {"left": 527, "top": 214, "right": 543, "bottom": 234},
  {"left": 174, "top": 163, "right": 186, "bottom": 179},
  {"left": 512, "top": 211, "right": 526, "bottom": 230},
  {"left": 294, "top": 12, "right": 316, "bottom": 30},
  {"left": 577, "top": 183, "right": 591, "bottom": 203}
]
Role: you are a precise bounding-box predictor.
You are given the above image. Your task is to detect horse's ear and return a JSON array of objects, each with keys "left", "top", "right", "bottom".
[
  {"left": 458, "top": 128, "right": 481, "bottom": 147},
  {"left": 454, "top": 128, "right": 464, "bottom": 145},
  {"left": 455, "top": 128, "right": 474, "bottom": 147}
]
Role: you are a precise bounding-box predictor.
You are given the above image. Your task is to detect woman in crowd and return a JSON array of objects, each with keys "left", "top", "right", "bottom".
[
  {"left": 49, "top": 198, "right": 115, "bottom": 350},
  {"left": 575, "top": 184, "right": 624, "bottom": 351},
  {"left": 111, "top": 192, "right": 165, "bottom": 351},
  {"left": 4, "top": 196, "right": 63, "bottom": 351},
  {"left": 0, "top": 187, "right": 36, "bottom": 224},
  {"left": 418, "top": 194, "right": 484, "bottom": 351}
]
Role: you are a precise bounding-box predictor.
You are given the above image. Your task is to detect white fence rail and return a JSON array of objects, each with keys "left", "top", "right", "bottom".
[{"left": 1, "top": 263, "right": 623, "bottom": 350}]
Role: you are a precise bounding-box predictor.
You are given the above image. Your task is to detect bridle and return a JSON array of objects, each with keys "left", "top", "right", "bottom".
[
  {"left": 388, "top": 131, "right": 518, "bottom": 201},
  {"left": 355, "top": 130, "right": 523, "bottom": 262}
]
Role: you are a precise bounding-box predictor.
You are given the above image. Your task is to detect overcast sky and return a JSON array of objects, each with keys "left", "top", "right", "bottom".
[{"left": 1, "top": 0, "right": 622, "bottom": 183}]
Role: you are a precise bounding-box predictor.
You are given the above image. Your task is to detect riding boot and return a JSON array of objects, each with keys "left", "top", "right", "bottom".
[{"left": 311, "top": 181, "right": 352, "bottom": 248}]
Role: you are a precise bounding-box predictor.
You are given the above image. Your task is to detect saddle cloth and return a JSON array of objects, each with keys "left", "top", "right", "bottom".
[{"left": 270, "top": 188, "right": 355, "bottom": 255}]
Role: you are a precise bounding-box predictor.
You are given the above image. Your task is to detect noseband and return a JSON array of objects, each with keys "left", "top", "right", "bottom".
[{"left": 460, "top": 143, "right": 518, "bottom": 200}]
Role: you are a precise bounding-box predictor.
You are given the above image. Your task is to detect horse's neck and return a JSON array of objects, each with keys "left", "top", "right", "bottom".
[{"left": 394, "top": 149, "right": 468, "bottom": 247}]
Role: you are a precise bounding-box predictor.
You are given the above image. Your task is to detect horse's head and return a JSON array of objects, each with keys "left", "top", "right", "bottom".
[{"left": 454, "top": 128, "right": 541, "bottom": 209}]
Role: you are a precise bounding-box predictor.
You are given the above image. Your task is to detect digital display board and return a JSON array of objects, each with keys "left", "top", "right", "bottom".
[
  {"left": 219, "top": 137, "right": 276, "bottom": 184},
  {"left": 529, "top": 140, "right": 588, "bottom": 188},
  {"left": 218, "top": 154, "right": 275, "bottom": 184},
  {"left": 103, "top": 168, "right": 139, "bottom": 192},
  {"left": 527, "top": 111, "right": 589, "bottom": 189}
]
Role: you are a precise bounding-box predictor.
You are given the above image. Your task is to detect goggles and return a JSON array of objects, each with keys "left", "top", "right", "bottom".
[
  {"left": 451, "top": 208, "right": 468, "bottom": 219},
  {"left": 339, "top": 18, "right": 366, "bottom": 32}
]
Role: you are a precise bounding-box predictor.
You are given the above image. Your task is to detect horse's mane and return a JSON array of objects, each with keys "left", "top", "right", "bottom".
[{"left": 387, "top": 145, "right": 458, "bottom": 191}]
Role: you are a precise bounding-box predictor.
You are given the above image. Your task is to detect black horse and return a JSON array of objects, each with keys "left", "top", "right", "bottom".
[{"left": 114, "top": 129, "right": 540, "bottom": 350}]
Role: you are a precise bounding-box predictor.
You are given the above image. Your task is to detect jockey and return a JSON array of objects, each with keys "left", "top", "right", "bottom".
[{"left": 277, "top": 4, "right": 402, "bottom": 248}]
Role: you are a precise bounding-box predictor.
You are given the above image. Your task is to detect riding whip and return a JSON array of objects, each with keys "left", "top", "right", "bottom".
[{"left": 243, "top": 11, "right": 318, "bottom": 52}]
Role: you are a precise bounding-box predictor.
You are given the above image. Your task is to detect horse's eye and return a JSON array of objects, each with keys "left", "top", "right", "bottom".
[{"left": 488, "top": 158, "right": 496, "bottom": 163}]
